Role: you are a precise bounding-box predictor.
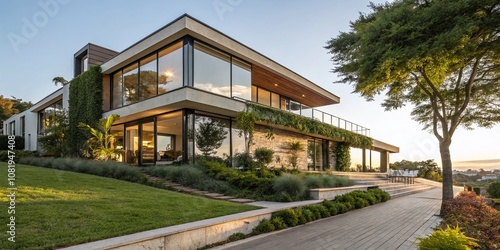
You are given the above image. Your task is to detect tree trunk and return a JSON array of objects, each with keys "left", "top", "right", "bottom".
[{"left": 439, "top": 140, "right": 454, "bottom": 215}]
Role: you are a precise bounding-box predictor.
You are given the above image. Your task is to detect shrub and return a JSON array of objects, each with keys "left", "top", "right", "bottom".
[
  {"left": 368, "top": 188, "right": 391, "bottom": 202},
  {"left": 270, "top": 217, "right": 287, "bottom": 230},
  {"left": 330, "top": 175, "right": 355, "bottom": 187},
  {"left": 252, "top": 219, "right": 275, "bottom": 234},
  {"left": 336, "top": 203, "right": 348, "bottom": 214},
  {"left": 254, "top": 147, "right": 274, "bottom": 166},
  {"left": 233, "top": 152, "right": 256, "bottom": 170},
  {"left": 294, "top": 208, "right": 307, "bottom": 225},
  {"left": 304, "top": 175, "right": 323, "bottom": 189},
  {"left": 442, "top": 191, "right": 500, "bottom": 249},
  {"left": 305, "top": 205, "right": 322, "bottom": 220},
  {"left": 487, "top": 181, "right": 500, "bottom": 198},
  {"left": 19, "top": 157, "right": 147, "bottom": 184},
  {"left": 0, "top": 150, "right": 38, "bottom": 162},
  {"left": 317, "top": 205, "right": 331, "bottom": 218},
  {"left": 417, "top": 225, "right": 478, "bottom": 250},
  {"left": 273, "top": 174, "right": 306, "bottom": 199},
  {"left": 301, "top": 207, "right": 314, "bottom": 222},
  {"left": 273, "top": 209, "right": 298, "bottom": 227},
  {"left": 228, "top": 232, "right": 246, "bottom": 241},
  {"left": 354, "top": 197, "right": 369, "bottom": 209}
]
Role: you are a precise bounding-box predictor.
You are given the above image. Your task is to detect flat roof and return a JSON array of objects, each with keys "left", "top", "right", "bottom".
[{"left": 101, "top": 14, "right": 340, "bottom": 106}]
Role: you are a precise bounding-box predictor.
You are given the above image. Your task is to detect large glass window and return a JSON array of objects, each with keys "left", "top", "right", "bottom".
[
  {"left": 157, "top": 111, "right": 183, "bottom": 164},
  {"left": 302, "top": 104, "right": 312, "bottom": 119},
  {"left": 123, "top": 63, "right": 139, "bottom": 105},
  {"left": 141, "top": 122, "right": 155, "bottom": 164},
  {"left": 280, "top": 97, "right": 289, "bottom": 111},
  {"left": 307, "top": 139, "right": 323, "bottom": 171},
  {"left": 231, "top": 120, "right": 246, "bottom": 156},
  {"left": 271, "top": 93, "right": 280, "bottom": 109},
  {"left": 231, "top": 58, "right": 251, "bottom": 100},
  {"left": 194, "top": 42, "right": 231, "bottom": 97},
  {"left": 158, "top": 41, "right": 183, "bottom": 94},
  {"left": 139, "top": 54, "right": 157, "bottom": 100},
  {"left": 125, "top": 125, "right": 139, "bottom": 164},
  {"left": 251, "top": 85, "right": 257, "bottom": 102},
  {"left": 112, "top": 71, "right": 123, "bottom": 109},
  {"left": 257, "top": 88, "right": 271, "bottom": 106},
  {"left": 290, "top": 100, "right": 301, "bottom": 115},
  {"left": 194, "top": 115, "right": 230, "bottom": 159},
  {"left": 110, "top": 124, "right": 124, "bottom": 162}
]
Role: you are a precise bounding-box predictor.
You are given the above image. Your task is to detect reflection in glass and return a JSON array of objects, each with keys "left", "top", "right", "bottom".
[
  {"left": 231, "top": 120, "right": 246, "bottom": 166},
  {"left": 110, "top": 124, "right": 124, "bottom": 162},
  {"left": 123, "top": 63, "right": 139, "bottom": 105},
  {"left": 139, "top": 54, "right": 157, "bottom": 100},
  {"left": 257, "top": 88, "right": 270, "bottom": 106},
  {"left": 125, "top": 125, "right": 139, "bottom": 164},
  {"left": 271, "top": 93, "right": 280, "bottom": 109},
  {"left": 313, "top": 110, "right": 323, "bottom": 122},
  {"left": 158, "top": 41, "right": 183, "bottom": 94},
  {"left": 280, "top": 97, "right": 289, "bottom": 111},
  {"left": 194, "top": 42, "right": 231, "bottom": 97},
  {"left": 307, "top": 139, "right": 323, "bottom": 171},
  {"left": 290, "top": 100, "right": 301, "bottom": 115},
  {"left": 112, "top": 71, "right": 123, "bottom": 109},
  {"left": 195, "top": 115, "right": 229, "bottom": 158},
  {"left": 231, "top": 58, "right": 251, "bottom": 100},
  {"left": 251, "top": 86, "right": 257, "bottom": 102},
  {"left": 141, "top": 122, "right": 155, "bottom": 164},
  {"left": 157, "top": 111, "right": 183, "bottom": 164}
]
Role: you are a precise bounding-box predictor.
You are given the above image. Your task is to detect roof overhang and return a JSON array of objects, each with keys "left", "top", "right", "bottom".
[{"left": 101, "top": 14, "right": 339, "bottom": 106}]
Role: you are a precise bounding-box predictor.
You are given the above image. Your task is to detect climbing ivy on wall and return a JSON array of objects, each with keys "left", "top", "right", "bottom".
[
  {"left": 67, "top": 65, "right": 103, "bottom": 156},
  {"left": 246, "top": 103, "right": 372, "bottom": 148},
  {"left": 335, "top": 142, "right": 351, "bottom": 171}
]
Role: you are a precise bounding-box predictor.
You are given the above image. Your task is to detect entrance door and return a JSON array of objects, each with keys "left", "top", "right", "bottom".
[{"left": 125, "top": 125, "right": 139, "bottom": 164}]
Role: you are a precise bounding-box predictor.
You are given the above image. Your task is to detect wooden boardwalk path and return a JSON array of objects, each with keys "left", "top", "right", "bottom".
[{"left": 216, "top": 187, "right": 459, "bottom": 250}]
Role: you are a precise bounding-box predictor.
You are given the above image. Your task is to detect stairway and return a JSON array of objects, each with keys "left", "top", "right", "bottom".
[{"left": 333, "top": 172, "right": 436, "bottom": 199}]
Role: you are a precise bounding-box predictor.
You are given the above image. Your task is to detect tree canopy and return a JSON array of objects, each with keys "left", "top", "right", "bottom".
[
  {"left": 325, "top": 0, "right": 499, "bottom": 210},
  {"left": 0, "top": 95, "right": 33, "bottom": 130}
]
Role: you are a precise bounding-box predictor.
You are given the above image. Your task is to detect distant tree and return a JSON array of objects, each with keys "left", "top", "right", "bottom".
[
  {"left": 0, "top": 96, "right": 14, "bottom": 128},
  {"left": 0, "top": 95, "right": 33, "bottom": 131},
  {"left": 326, "top": 0, "right": 500, "bottom": 214},
  {"left": 52, "top": 76, "right": 68, "bottom": 86},
  {"left": 195, "top": 117, "right": 228, "bottom": 157},
  {"left": 38, "top": 110, "right": 68, "bottom": 157}
]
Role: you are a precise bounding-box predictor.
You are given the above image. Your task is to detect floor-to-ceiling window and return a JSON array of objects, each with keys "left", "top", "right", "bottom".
[
  {"left": 123, "top": 63, "right": 139, "bottom": 105},
  {"left": 231, "top": 58, "right": 251, "bottom": 100},
  {"left": 194, "top": 42, "right": 231, "bottom": 97},
  {"left": 125, "top": 125, "right": 139, "bottom": 164},
  {"left": 112, "top": 71, "right": 123, "bottom": 109},
  {"left": 141, "top": 121, "right": 155, "bottom": 165},
  {"left": 139, "top": 54, "right": 158, "bottom": 100},
  {"left": 110, "top": 124, "right": 124, "bottom": 162},
  {"left": 308, "top": 138, "right": 324, "bottom": 171},
  {"left": 158, "top": 41, "right": 183, "bottom": 94},
  {"left": 194, "top": 114, "right": 230, "bottom": 159},
  {"left": 156, "top": 111, "right": 183, "bottom": 164}
]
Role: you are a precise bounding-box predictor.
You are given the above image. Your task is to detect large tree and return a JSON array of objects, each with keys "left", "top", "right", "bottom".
[{"left": 325, "top": 0, "right": 499, "bottom": 213}]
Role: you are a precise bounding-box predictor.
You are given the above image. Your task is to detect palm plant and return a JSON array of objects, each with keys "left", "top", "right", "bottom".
[{"left": 78, "top": 114, "right": 122, "bottom": 161}]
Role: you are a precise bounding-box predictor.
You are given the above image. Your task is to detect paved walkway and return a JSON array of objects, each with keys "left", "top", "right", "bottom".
[{"left": 214, "top": 187, "right": 461, "bottom": 250}]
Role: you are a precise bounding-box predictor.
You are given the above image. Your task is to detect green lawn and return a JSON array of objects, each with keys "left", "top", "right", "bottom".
[{"left": 0, "top": 163, "right": 257, "bottom": 249}]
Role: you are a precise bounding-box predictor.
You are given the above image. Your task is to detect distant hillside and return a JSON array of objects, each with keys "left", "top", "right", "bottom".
[{"left": 453, "top": 159, "right": 500, "bottom": 171}]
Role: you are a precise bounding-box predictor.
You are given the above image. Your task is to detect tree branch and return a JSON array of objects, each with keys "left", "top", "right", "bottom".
[
  {"left": 453, "top": 67, "right": 464, "bottom": 114},
  {"left": 450, "top": 57, "right": 482, "bottom": 134},
  {"left": 411, "top": 73, "right": 444, "bottom": 141},
  {"left": 419, "top": 69, "right": 449, "bottom": 133}
]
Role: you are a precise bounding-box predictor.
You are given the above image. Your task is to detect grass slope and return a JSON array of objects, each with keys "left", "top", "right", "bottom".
[{"left": 0, "top": 163, "right": 257, "bottom": 249}]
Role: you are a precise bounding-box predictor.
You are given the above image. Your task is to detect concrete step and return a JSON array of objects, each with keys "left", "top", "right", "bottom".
[{"left": 389, "top": 186, "right": 436, "bottom": 199}]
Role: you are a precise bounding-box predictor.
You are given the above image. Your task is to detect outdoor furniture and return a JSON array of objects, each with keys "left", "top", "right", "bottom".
[{"left": 388, "top": 169, "right": 417, "bottom": 184}]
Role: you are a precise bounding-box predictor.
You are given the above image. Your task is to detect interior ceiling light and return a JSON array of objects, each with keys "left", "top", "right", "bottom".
[{"left": 274, "top": 83, "right": 278, "bottom": 87}]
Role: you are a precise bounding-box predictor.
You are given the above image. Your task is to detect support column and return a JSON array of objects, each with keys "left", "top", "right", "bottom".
[
  {"left": 362, "top": 148, "right": 367, "bottom": 172},
  {"left": 380, "top": 151, "right": 389, "bottom": 173}
]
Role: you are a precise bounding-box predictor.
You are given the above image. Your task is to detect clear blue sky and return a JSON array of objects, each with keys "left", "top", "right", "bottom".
[{"left": 1, "top": 0, "right": 499, "bottom": 169}]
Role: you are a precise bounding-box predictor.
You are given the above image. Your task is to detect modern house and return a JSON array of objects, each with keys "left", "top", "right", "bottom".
[{"left": 3, "top": 14, "right": 398, "bottom": 171}]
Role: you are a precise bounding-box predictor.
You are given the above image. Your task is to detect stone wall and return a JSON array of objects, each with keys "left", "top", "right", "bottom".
[{"left": 250, "top": 125, "right": 309, "bottom": 170}]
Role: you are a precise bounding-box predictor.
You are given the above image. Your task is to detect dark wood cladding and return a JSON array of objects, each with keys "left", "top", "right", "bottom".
[
  {"left": 74, "top": 43, "right": 118, "bottom": 77},
  {"left": 252, "top": 65, "right": 337, "bottom": 107}
]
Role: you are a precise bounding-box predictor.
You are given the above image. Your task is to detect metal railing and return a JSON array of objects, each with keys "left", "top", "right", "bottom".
[
  {"left": 237, "top": 98, "right": 371, "bottom": 137},
  {"left": 291, "top": 107, "right": 371, "bottom": 137}
]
